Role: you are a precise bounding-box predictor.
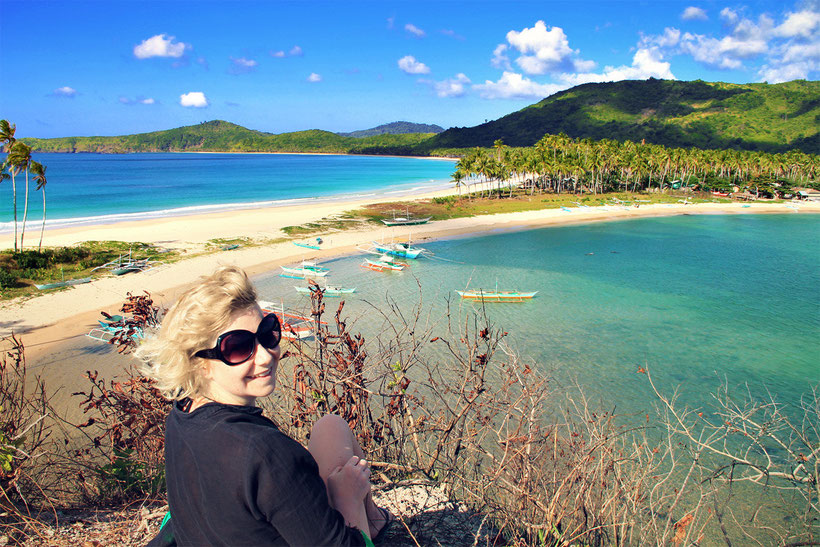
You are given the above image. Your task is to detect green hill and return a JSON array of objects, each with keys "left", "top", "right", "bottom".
[
  {"left": 337, "top": 121, "right": 443, "bottom": 138},
  {"left": 23, "top": 120, "right": 436, "bottom": 154},
  {"left": 420, "top": 79, "right": 820, "bottom": 154},
  {"left": 22, "top": 79, "right": 819, "bottom": 156}
]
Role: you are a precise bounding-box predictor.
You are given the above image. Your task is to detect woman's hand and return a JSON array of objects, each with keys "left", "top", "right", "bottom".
[{"left": 326, "top": 455, "right": 371, "bottom": 534}]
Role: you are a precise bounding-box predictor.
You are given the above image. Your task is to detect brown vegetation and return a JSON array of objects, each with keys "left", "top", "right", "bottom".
[{"left": 1, "top": 286, "right": 818, "bottom": 545}]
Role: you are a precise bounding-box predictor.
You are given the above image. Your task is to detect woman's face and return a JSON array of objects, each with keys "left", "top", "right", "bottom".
[{"left": 199, "top": 305, "right": 280, "bottom": 406}]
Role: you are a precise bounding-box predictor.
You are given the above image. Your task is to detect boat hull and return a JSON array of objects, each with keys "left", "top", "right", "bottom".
[
  {"left": 456, "top": 290, "right": 538, "bottom": 302},
  {"left": 381, "top": 216, "right": 431, "bottom": 226}
]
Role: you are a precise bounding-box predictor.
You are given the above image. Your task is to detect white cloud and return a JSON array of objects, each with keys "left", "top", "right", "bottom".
[
  {"left": 133, "top": 34, "right": 188, "bottom": 59},
  {"left": 271, "top": 50, "right": 286, "bottom": 58},
  {"left": 179, "top": 92, "right": 208, "bottom": 108},
  {"left": 307, "top": 73, "right": 322, "bottom": 82},
  {"left": 398, "top": 55, "right": 430, "bottom": 74},
  {"left": 431, "top": 73, "right": 471, "bottom": 97},
  {"left": 119, "top": 96, "right": 156, "bottom": 105},
  {"left": 52, "top": 86, "right": 76, "bottom": 97},
  {"left": 491, "top": 44, "right": 511, "bottom": 70},
  {"left": 229, "top": 57, "right": 258, "bottom": 74},
  {"left": 504, "top": 21, "right": 593, "bottom": 74},
  {"left": 233, "top": 57, "right": 257, "bottom": 68},
  {"left": 720, "top": 8, "right": 739, "bottom": 25},
  {"left": 642, "top": 27, "right": 682, "bottom": 49},
  {"left": 405, "top": 23, "right": 425, "bottom": 37},
  {"left": 561, "top": 48, "right": 675, "bottom": 86},
  {"left": 473, "top": 71, "right": 565, "bottom": 99},
  {"left": 775, "top": 9, "right": 820, "bottom": 38},
  {"left": 386, "top": 17, "right": 395, "bottom": 30},
  {"left": 681, "top": 7, "right": 708, "bottom": 21},
  {"left": 290, "top": 46, "right": 303, "bottom": 56}
]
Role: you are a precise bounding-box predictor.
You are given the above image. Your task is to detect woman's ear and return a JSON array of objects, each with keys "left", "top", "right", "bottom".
[{"left": 198, "top": 358, "right": 214, "bottom": 381}]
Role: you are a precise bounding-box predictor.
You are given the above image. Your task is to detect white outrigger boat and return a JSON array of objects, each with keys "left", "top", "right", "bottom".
[
  {"left": 258, "top": 300, "right": 326, "bottom": 340},
  {"left": 456, "top": 289, "right": 538, "bottom": 302},
  {"left": 280, "top": 260, "right": 330, "bottom": 279},
  {"left": 361, "top": 255, "right": 408, "bottom": 272},
  {"left": 294, "top": 285, "right": 356, "bottom": 297}
]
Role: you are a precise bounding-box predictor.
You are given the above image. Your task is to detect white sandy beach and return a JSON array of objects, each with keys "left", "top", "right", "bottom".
[{"left": 1, "top": 189, "right": 818, "bottom": 362}]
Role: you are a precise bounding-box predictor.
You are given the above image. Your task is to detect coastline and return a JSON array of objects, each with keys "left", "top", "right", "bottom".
[{"left": 2, "top": 191, "right": 818, "bottom": 362}]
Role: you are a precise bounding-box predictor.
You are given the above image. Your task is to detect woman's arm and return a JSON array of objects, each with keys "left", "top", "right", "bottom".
[{"left": 326, "top": 455, "right": 372, "bottom": 537}]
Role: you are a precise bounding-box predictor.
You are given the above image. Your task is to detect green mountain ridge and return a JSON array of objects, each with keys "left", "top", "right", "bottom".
[
  {"left": 21, "top": 79, "right": 819, "bottom": 155},
  {"left": 337, "top": 121, "right": 444, "bottom": 138},
  {"left": 23, "top": 120, "right": 436, "bottom": 155},
  {"left": 421, "top": 79, "right": 819, "bottom": 154}
]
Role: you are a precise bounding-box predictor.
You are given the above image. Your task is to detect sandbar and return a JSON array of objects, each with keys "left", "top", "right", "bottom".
[{"left": 1, "top": 189, "right": 817, "bottom": 363}]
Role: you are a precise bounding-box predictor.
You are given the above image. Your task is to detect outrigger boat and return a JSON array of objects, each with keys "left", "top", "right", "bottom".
[
  {"left": 380, "top": 208, "right": 431, "bottom": 226},
  {"left": 86, "top": 315, "right": 144, "bottom": 343},
  {"left": 293, "top": 237, "right": 324, "bottom": 250},
  {"left": 35, "top": 276, "right": 92, "bottom": 290},
  {"left": 456, "top": 288, "right": 538, "bottom": 302},
  {"left": 259, "top": 300, "right": 325, "bottom": 340},
  {"left": 294, "top": 285, "right": 356, "bottom": 297},
  {"left": 371, "top": 240, "right": 426, "bottom": 259},
  {"left": 280, "top": 261, "right": 330, "bottom": 279},
  {"left": 361, "top": 255, "right": 408, "bottom": 272},
  {"left": 92, "top": 251, "right": 158, "bottom": 276}
]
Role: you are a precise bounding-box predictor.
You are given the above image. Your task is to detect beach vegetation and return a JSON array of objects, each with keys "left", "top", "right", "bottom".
[
  {"left": 445, "top": 134, "right": 818, "bottom": 200},
  {"left": 0, "top": 242, "right": 177, "bottom": 300},
  {"left": 1, "top": 285, "right": 819, "bottom": 544}
]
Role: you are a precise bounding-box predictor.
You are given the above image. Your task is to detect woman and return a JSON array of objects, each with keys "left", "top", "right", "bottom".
[{"left": 137, "top": 265, "right": 392, "bottom": 546}]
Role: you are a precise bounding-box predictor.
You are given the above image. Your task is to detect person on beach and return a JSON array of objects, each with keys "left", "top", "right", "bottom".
[{"left": 137, "top": 265, "right": 392, "bottom": 546}]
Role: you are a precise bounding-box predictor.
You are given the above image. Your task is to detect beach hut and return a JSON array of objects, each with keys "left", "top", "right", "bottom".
[{"left": 795, "top": 188, "right": 820, "bottom": 202}]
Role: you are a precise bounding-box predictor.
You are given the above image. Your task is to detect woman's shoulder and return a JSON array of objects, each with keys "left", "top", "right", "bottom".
[{"left": 170, "top": 402, "right": 305, "bottom": 458}]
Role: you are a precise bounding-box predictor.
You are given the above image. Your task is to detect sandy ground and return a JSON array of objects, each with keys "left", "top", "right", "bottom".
[{"left": 2, "top": 191, "right": 817, "bottom": 364}]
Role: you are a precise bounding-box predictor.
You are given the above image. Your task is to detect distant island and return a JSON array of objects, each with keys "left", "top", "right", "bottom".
[{"left": 23, "top": 79, "right": 819, "bottom": 155}]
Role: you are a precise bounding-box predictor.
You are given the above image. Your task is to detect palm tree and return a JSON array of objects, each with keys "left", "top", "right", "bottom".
[
  {"left": 31, "top": 161, "right": 47, "bottom": 251},
  {"left": 8, "top": 142, "right": 33, "bottom": 251},
  {"left": 0, "top": 120, "right": 18, "bottom": 251}
]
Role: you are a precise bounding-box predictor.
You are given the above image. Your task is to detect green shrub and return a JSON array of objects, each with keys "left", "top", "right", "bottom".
[{"left": 0, "top": 269, "right": 18, "bottom": 289}]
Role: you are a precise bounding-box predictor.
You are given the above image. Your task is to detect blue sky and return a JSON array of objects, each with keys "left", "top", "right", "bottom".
[{"left": 1, "top": 0, "right": 817, "bottom": 138}]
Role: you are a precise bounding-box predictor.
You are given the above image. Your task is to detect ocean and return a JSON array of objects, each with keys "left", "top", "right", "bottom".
[{"left": 0, "top": 152, "right": 455, "bottom": 232}]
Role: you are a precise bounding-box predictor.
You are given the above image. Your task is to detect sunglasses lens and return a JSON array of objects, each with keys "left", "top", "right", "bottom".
[
  {"left": 220, "top": 331, "right": 256, "bottom": 364},
  {"left": 258, "top": 314, "right": 282, "bottom": 349}
]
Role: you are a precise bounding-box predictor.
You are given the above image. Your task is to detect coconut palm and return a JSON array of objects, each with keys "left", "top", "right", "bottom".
[
  {"left": 0, "top": 120, "right": 18, "bottom": 251},
  {"left": 31, "top": 161, "right": 47, "bottom": 251},
  {"left": 8, "top": 142, "right": 33, "bottom": 251}
]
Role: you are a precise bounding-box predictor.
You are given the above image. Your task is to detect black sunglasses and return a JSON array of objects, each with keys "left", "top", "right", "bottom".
[{"left": 195, "top": 313, "right": 282, "bottom": 365}]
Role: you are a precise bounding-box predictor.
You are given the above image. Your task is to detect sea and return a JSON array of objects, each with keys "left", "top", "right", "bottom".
[
  {"left": 0, "top": 152, "right": 455, "bottom": 231},
  {"left": 20, "top": 154, "right": 820, "bottom": 425}
]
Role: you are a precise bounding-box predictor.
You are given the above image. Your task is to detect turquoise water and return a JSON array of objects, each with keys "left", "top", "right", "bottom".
[
  {"left": 256, "top": 213, "right": 820, "bottom": 415},
  {"left": 0, "top": 153, "right": 454, "bottom": 232}
]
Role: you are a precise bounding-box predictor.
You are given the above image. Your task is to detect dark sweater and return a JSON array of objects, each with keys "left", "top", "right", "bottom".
[{"left": 163, "top": 401, "right": 365, "bottom": 546}]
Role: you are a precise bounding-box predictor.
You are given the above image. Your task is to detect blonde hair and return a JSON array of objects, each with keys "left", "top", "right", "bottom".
[{"left": 136, "top": 265, "right": 258, "bottom": 400}]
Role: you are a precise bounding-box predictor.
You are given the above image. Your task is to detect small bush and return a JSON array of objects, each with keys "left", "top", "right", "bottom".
[{"left": 0, "top": 269, "right": 18, "bottom": 289}]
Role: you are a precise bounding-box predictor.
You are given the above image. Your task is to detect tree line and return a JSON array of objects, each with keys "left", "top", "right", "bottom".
[
  {"left": 1, "top": 120, "right": 49, "bottom": 252},
  {"left": 452, "top": 134, "right": 819, "bottom": 198}
]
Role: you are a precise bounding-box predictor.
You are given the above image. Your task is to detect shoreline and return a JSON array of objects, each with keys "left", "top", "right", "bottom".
[{"left": 2, "top": 192, "right": 818, "bottom": 362}]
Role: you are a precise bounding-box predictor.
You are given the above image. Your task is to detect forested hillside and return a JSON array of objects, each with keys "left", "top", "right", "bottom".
[
  {"left": 337, "top": 121, "right": 443, "bottom": 138},
  {"left": 24, "top": 120, "right": 436, "bottom": 154},
  {"left": 421, "top": 79, "right": 819, "bottom": 154}
]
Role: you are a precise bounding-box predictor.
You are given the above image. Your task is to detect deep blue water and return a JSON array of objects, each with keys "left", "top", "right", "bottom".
[{"left": 0, "top": 153, "right": 454, "bottom": 232}]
